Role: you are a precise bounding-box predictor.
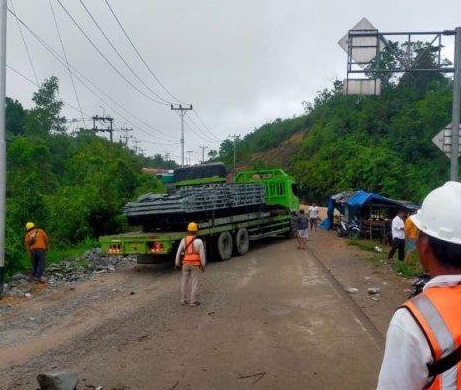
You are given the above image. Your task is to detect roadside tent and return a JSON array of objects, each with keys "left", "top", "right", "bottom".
[
  {"left": 319, "top": 191, "right": 354, "bottom": 230},
  {"left": 320, "top": 190, "right": 418, "bottom": 230}
]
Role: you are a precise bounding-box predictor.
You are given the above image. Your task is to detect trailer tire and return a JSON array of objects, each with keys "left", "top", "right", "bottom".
[
  {"left": 234, "top": 228, "right": 250, "bottom": 256},
  {"left": 217, "top": 231, "right": 233, "bottom": 261}
]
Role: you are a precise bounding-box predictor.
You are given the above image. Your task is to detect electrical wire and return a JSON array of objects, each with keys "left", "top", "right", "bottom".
[
  {"left": 186, "top": 114, "right": 221, "bottom": 143},
  {"left": 49, "top": 0, "right": 85, "bottom": 126},
  {"left": 102, "top": 0, "right": 220, "bottom": 144},
  {"left": 192, "top": 110, "right": 222, "bottom": 142},
  {"left": 8, "top": 4, "right": 212, "bottom": 155},
  {"left": 7, "top": 8, "right": 174, "bottom": 143},
  {"left": 103, "top": 0, "right": 185, "bottom": 105},
  {"left": 9, "top": 0, "right": 39, "bottom": 85},
  {"left": 6, "top": 64, "right": 92, "bottom": 120},
  {"left": 54, "top": 0, "right": 169, "bottom": 106},
  {"left": 78, "top": 0, "right": 172, "bottom": 105}
]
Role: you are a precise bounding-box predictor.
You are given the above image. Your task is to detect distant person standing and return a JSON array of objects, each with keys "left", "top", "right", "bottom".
[
  {"left": 308, "top": 203, "right": 319, "bottom": 231},
  {"left": 24, "top": 222, "right": 49, "bottom": 283},
  {"left": 388, "top": 210, "right": 405, "bottom": 261},
  {"left": 175, "top": 222, "right": 206, "bottom": 307},
  {"left": 404, "top": 211, "right": 418, "bottom": 262},
  {"left": 296, "top": 209, "right": 309, "bottom": 249}
]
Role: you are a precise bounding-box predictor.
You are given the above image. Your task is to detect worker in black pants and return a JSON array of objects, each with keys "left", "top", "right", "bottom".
[{"left": 388, "top": 210, "right": 405, "bottom": 261}]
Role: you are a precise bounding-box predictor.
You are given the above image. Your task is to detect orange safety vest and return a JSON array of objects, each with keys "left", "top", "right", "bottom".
[
  {"left": 402, "top": 284, "right": 461, "bottom": 389},
  {"left": 183, "top": 236, "right": 201, "bottom": 266},
  {"left": 24, "top": 228, "right": 48, "bottom": 251}
]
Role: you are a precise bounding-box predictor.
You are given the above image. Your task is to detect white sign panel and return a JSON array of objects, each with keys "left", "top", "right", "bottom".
[
  {"left": 432, "top": 123, "right": 461, "bottom": 158},
  {"left": 343, "top": 79, "right": 381, "bottom": 95},
  {"left": 338, "top": 17, "right": 381, "bottom": 66}
]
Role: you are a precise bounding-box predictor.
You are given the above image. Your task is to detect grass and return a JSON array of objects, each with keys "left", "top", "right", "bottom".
[
  {"left": 46, "top": 237, "right": 99, "bottom": 266},
  {"left": 347, "top": 238, "right": 423, "bottom": 278}
]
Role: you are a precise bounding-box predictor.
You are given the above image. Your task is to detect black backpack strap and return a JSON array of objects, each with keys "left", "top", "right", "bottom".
[{"left": 428, "top": 344, "right": 461, "bottom": 378}]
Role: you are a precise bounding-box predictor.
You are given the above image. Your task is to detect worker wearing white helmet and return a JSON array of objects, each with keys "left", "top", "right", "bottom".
[
  {"left": 174, "top": 222, "right": 206, "bottom": 307},
  {"left": 378, "top": 181, "right": 461, "bottom": 389}
]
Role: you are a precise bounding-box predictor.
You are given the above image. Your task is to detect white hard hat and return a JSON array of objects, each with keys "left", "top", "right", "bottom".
[{"left": 411, "top": 181, "right": 461, "bottom": 244}]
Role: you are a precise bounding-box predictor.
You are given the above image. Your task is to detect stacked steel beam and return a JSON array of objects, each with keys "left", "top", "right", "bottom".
[{"left": 123, "top": 184, "right": 265, "bottom": 227}]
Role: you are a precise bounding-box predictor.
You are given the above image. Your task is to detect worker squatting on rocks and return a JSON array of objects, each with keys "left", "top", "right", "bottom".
[
  {"left": 175, "top": 222, "right": 206, "bottom": 307},
  {"left": 378, "top": 181, "right": 461, "bottom": 389},
  {"left": 24, "top": 222, "right": 49, "bottom": 283}
]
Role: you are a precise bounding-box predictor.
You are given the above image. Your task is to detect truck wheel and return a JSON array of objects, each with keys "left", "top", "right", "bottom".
[
  {"left": 234, "top": 228, "right": 250, "bottom": 256},
  {"left": 217, "top": 231, "right": 233, "bottom": 261}
]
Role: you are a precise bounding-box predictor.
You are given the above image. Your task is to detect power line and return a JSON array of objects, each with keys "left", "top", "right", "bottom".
[
  {"left": 103, "top": 0, "right": 184, "bottom": 105},
  {"left": 49, "top": 0, "right": 85, "bottom": 126},
  {"left": 78, "top": 0, "right": 172, "bottom": 105},
  {"left": 8, "top": 5, "right": 198, "bottom": 156},
  {"left": 7, "top": 9, "right": 174, "bottom": 143},
  {"left": 103, "top": 0, "right": 221, "bottom": 147},
  {"left": 54, "top": 0, "right": 169, "bottom": 106},
  {"left": 192, "top": 110, "right": 222, "bottom": 142},
  {"left": 7, "top": 64, "right": 92, "bottom": 119},
  {"left": 9, "top": 0, "right": 38, "bottom": 85},
  {"left": 185, "top": 115, "right": 220, "bottom": 143}
]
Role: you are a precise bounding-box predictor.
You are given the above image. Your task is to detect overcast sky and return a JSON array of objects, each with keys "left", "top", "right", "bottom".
[{"left": 5, "top": 1, "right": 461, "bottom": 165}]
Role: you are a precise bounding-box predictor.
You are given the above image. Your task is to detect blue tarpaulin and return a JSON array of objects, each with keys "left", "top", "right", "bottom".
[{"left": 320, "top": 190, "right": 418, "bottom": 230}]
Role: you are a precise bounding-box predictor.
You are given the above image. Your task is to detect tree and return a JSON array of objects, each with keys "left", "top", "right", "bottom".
[
  {"left": 24, "top": 76, "right": 66, "bottom": 136},
  {"left": 6, "top": 97, "right": 26, "bottom": 137},
  {"left": 207, "top": 149, "right": 218, "bottom": 161},
  {"left": 398, "top": 42, "right": 449, "bottom": 93}
]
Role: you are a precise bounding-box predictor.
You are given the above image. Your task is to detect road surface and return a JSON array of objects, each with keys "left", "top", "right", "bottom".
[{"left": 0, "top": 230, "right": 410, "bottom": 389}]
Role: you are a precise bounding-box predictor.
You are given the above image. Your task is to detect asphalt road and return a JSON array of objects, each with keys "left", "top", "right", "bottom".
[{"left": 0, "top": 231, "right": 407, "bottom": 389}]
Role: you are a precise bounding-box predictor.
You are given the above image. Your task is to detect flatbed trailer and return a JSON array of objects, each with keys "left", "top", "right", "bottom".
[{"left": 99, "top": 210, "right": 293, "bottom": 263}]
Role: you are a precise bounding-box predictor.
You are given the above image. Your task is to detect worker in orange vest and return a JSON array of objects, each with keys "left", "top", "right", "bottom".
[
  {"left": 378, "top": 181, "right": 461, "bottom": 389},
  {"left": 175, "top": 222, "right": 206, "bottom": 307},
  {"left": 404, "top": 210, "right": 419, "bottom": 262},
  {"left": 24, "top": 222, "right": 49, "bottom": 283}
]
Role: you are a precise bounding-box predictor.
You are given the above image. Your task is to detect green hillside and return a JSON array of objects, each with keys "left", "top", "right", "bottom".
[{"left": 219, "top": 79, "right": 453, "bottom": 204}]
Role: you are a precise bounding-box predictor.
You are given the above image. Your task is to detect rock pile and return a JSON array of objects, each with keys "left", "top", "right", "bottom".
[{"left": 2, "top": 248, "right": 136, "bottom": 299}]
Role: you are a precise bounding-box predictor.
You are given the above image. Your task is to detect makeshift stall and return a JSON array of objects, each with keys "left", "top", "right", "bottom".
[{"left": 320, "top": 190, "right": 418, "bottom": 243}]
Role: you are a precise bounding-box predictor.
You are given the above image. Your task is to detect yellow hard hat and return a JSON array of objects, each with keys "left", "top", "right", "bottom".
[
  {"left": 187, "top": 222, "right": 198, "bottom": 232},
  {"left": 25, "top": 222, "right": 35, "bottom": 230}
]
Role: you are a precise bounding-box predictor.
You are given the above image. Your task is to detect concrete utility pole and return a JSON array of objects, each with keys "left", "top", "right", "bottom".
[
  {"left": 92, "top": 115, "right": 114, "bottom": 143},
  {"left": 186, "top": 150, "right": 193, "bottom": 166},
  {"left": 170, "top": 104, "right": 192, "bottom": 167},
  {"left": 119, "top": 127, "right": 133, "bottom": 146},
  {"left": 0, "top": 0, "right": 6, "bottom": 298},
  {"left": 132, "top": 138, "right": 141, "bottom": 154},
  {"left": 199, "top": 145, "right": 208, "bottom": 163},
  {"left": 231, "top": 135, "right": 239, "bottom": 175},
  {"left": 450, "top": 27, "right": 461, "bottom": 181}
]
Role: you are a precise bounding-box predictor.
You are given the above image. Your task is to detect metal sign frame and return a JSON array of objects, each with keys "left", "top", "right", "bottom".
[{"left": 341, "top": 22, "right": 461, "bottom": 181}]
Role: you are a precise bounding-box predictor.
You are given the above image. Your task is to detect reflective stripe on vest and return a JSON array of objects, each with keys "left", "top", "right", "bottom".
[
  {"left": 183, "top": 236, "right": 201, "bottom": 266},
  {"left": 402, "top": 285, "right": 461, "bottom": 389}
]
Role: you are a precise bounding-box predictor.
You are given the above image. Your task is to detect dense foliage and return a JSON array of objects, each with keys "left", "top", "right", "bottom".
[{"left": 4, "top": 77, "right": 173, "bottom": 277}]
